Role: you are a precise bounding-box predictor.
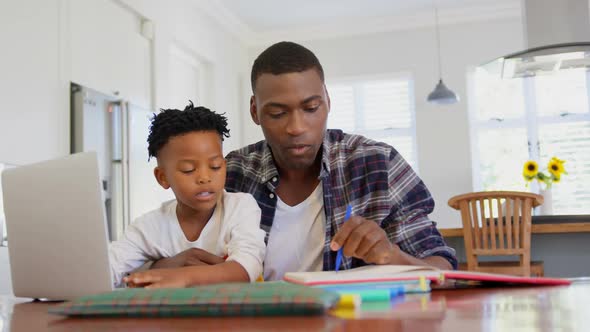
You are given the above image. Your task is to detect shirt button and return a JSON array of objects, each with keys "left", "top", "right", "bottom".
[
  {"left": 272, "top": 177, "right": 277, "bottom": 182},
  {"left": 269, "top": 193, "right": 275, "bottom": 199}
]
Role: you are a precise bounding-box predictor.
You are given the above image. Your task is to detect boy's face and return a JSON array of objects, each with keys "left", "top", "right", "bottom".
[{"left": 154, "top": 131, "right": 226, "bottom": 215}]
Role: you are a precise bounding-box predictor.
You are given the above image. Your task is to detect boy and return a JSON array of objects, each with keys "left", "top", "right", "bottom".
[{"left": 109, "top": 102, "right": 266, "bottom": 288}]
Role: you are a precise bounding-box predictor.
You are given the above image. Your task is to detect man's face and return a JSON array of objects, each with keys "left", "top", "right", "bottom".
[{"left": 250, "top": 69, "right": 330, "bottom": 170}]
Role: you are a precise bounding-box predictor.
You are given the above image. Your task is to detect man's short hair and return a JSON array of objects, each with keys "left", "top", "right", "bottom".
[{"left": 250, "top": 41, "right": 325, "bottom": 92}]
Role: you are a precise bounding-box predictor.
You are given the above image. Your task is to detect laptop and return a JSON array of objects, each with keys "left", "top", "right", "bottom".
[{"left": 2, "top": 152, "right": 114, "bottom": 300}]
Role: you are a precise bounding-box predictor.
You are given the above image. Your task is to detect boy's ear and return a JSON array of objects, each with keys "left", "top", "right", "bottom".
[
  {"left": 154, "top": 166, "right": 170, "bottom": 189},
  {"left": 250, "top": 95, "right": 260, "bottom": 125}
]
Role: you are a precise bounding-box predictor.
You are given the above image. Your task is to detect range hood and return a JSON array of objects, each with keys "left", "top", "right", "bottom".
[{"left": 481, "top": 0, "right": 590, "bottom": 78}]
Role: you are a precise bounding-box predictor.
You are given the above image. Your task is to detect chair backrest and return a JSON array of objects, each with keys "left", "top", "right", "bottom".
[{"left": 448, "top": 191, "right": 543, "bottom": 276}]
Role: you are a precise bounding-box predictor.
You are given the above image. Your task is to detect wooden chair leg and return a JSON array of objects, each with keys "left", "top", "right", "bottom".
[{"left": 521, "top": 254, "right": 531, "bottom": 277}]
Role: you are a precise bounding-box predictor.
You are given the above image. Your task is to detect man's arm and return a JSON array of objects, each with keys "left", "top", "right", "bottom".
[
  {"left": 330, "top": 145, "right": 456, "bottom": 270},
  {"left": 330, "top": 215, "right": 454, "bottom": 270},
  {"left": 379, "top": 188, "right": 458, "bottom": 270},
  {"left": 383, "top": 244, "right": 452, "bottom": 270}
]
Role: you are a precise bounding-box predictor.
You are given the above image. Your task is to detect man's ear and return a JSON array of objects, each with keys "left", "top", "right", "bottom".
[
  {"left": 154, "top": 166, "right": 170, "bottom": 189},
  {"left": 325, "top": 84, "right": 331, "bottom": 114},
  {"left": 250, "top": 95, "right": 260, "bottom": 125}
]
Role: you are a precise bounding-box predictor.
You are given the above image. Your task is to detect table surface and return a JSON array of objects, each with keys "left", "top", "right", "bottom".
[{"left": 1, "top": 282, "right": 588, "bottom": 331}]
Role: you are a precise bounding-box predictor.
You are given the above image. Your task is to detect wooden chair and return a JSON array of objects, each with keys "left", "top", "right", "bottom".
[{"left": 448, "top": 191, "right": 544, "bottom": 277}]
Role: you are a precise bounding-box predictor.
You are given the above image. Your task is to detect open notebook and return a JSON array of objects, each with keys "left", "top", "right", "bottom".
[{"left": 283, "top": 265, "right": 572, "bottom": 287}]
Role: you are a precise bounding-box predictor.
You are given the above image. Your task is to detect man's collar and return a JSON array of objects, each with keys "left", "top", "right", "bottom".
[
  {"left": 258, "top": 142, "right": 279, "bottom": 184},
  {"left": 319, "top": 131, "right": 332, "bottom": 179}
]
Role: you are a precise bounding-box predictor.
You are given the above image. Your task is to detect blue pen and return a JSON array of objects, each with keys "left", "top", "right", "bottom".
[{"left": 335, "top": 204, "right": 352, "bottom": 272}]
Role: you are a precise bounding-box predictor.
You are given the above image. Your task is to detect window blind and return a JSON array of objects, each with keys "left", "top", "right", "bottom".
[{"left": 327, "top": 76, "right": 417, "bottom": 170}]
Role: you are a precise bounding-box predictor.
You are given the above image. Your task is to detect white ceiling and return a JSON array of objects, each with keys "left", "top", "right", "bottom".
[
  {"left": 220, "top": 0, "right": 512, "bottom": 31},
  {"left": 193, "top": 0, "right": 521, "bottom": 45}
]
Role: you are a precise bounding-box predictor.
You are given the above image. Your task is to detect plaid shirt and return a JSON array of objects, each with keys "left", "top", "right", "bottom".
[{"left": 225, "top": 129, "right": 457, "bottom": 271}]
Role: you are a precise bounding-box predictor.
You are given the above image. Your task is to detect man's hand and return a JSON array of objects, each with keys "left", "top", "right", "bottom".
[
  {"left": 330, "top": 216, "right": 402, "bottom": 265},
  {"left": 330, "top": 216, "right": 452, "bottom": 270},
  {"left": 151, "top": 248, "right": 225, "bottom": 269},
  {"left": 124, "top": 268, "right": 190, "bottom": 289}
]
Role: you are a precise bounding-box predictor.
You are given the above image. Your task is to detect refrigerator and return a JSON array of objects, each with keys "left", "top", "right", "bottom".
[{"left": 70, "top": 83, "right": 172, "bottom": 241}]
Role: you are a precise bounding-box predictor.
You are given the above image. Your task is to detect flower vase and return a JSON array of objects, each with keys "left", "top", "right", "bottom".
[{"left": 539, "top": 188, "right": 553, "bottom": 215}]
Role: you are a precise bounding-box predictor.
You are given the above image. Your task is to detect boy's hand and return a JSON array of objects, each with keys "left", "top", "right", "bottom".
[
  {"left": 125, "top": 261, "right": 250, "bottom": 288},
  {"left": 124, "top": 268, "right": 189, "bottom": 289},
  {"left": 151, "top": 248, "right": 225, "bottom": 269}
]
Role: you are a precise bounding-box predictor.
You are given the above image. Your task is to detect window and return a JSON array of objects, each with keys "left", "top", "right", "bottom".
[
  {"left": 470, "top": 68, "right": 590, "bottom": 215},
  {"left": 326, "top": 74, "right": 418, "bottom": 170}
]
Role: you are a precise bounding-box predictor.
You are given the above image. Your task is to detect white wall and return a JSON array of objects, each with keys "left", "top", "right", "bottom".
[
  {"left": 245, "top": 18, "right": 525, "bottom": 228},
  {"left": 120, "top": 0, "right": 250, "bottom": 153},
  {"left": 68, "top": 0, "right": 152, "bottom": 108},
  {"left": 0, "top": 0, "right": 66, "bottom": 166}
]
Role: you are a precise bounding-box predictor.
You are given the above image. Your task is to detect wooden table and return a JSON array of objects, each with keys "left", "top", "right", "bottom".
[
  {"left": 1, "top": 283, "right": 588, "bottom": 331},
  {"left": 440, "top": 214, "right": 590, "bottom": 238}
]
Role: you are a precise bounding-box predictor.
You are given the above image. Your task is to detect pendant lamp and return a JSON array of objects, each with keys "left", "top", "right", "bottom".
[{"left": 427, "top": 5, "right": 459, "bottom": 105}]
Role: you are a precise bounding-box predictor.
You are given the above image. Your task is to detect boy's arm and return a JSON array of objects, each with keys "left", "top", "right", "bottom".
[
  {"left": 128, "top": 194, "right": 266, "bottom": 287},
  {"left": 109, "top": 222, "right": 156, "bottom": 287},
  {"left": 125, "top": 261, "right": 249, "bottom": 288},
  {"left": 223, "top": 194, "right": 266, "bottom": 282}
]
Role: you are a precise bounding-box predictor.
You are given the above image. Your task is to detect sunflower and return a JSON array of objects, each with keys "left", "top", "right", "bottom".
[
  {"left": 548, "top": 159, "right": 566, "bottom": 178},
  {"left": 523, "top": 160, "right": 539, "bottom": 179},
  {"left": 551, "top": 156, "right": 566, "bottom": 165}
]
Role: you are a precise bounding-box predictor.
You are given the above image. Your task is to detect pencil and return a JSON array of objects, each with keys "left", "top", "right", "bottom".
[{"left": 335, "top": 204, "right": 352, "bottom": 272}]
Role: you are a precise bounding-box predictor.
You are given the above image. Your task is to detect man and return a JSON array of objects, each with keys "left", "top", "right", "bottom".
[{"left": 225, "top": 41, "right": 456, "bottom": 281}]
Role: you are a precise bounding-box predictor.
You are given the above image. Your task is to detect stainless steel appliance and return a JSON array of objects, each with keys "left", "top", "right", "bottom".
[{"left": 70, "top": 83, "right": 171, "bottom": 241}]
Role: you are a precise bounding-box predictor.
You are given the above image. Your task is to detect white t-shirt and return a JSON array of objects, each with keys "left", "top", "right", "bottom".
[
  {"left": 263, "top": 184, "right": 326, "bottom": 281},
  {"left": 109, "top": 191, "right": 266, "bottom": 286}
]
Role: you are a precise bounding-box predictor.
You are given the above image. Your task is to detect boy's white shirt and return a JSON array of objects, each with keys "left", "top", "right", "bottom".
[{"left": 109, "top": 191, "right": 266, "bottom": 286}]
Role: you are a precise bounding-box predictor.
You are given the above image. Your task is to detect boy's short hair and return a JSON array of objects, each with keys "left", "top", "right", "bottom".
[
  {"left": 250, "top": 41, "right": 325, "bottom": 92},
  {"left": 147, "top": 101, "right": 230, "bottom": 160}
]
